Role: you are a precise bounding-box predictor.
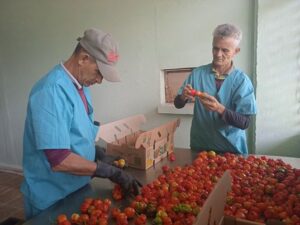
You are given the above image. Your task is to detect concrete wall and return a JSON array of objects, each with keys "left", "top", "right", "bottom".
[
  {"left": 0, "top": 0, "right": 266, "bottom": 170},
  {"left": 256, "top": 0, "right": 300, "bottom": 157}
]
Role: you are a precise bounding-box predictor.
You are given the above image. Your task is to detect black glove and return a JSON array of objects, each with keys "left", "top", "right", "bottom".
[
  {"left": 95, "top": 146, "right": 121, "bottom": 165},
  {"left": 94, "top": 161, "right": 142, "bottom": 196}
]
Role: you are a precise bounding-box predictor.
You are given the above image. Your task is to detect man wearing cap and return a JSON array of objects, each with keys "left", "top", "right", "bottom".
[{"left": 21, "top": 28, "right": 141, "bottom": 219}]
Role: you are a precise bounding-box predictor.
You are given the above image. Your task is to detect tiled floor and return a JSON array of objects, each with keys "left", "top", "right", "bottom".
[{"left": 0, "top": 171, "right": 25, "bottom": 223}]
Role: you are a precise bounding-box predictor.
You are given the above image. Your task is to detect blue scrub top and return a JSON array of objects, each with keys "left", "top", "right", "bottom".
[
  {"left": 21, "top": 64, "right": 99, "bottom": 210},
  {"left": 178, "top": 64, "right": 257, "bottom": 154}
]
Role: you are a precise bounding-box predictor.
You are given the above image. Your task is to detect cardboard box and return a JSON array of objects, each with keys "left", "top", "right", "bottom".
[
  {"left": 194, "top": 171, "right": 285, "bottom": 225},
  {"left": 95, "top": 114, "right": 180, "bottom": 170}
]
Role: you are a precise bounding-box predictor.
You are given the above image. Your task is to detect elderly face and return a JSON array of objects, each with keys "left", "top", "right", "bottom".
[
  {"left": 78, "top": 54, "right": 103, "bottom": 87},
  {"left": 212, "top": 36, "right": 240, "bottom": 68}
]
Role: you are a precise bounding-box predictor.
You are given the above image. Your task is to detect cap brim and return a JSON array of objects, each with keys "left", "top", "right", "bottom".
[{"left": 96, "top": 61, "right": 120, "bottom": 82}]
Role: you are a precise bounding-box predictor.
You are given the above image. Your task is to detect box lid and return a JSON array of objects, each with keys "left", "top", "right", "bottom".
[{"left": 95, "top": 114, "right": 146, "bottom": 142}]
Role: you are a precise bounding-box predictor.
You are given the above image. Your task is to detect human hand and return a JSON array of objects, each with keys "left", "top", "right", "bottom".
[
  {"left": 94, "top": 162, "right": 142, "bottom": 197},
  {"left": 182, "top": 84, "right": 195, "bottom": 101},
  {"left": 198, "top": 93, "right": 225, "bottom": 114},
  {"left": 119, "top": 175, "right": 143, "bottom": 197},
  {"left": 95, "top": 146, "right": 122, "bottom": 167}
]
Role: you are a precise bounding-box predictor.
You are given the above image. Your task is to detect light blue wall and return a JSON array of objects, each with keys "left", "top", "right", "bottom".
[{"left": 0, "top": 0, "right": 263, "bottom": 170}]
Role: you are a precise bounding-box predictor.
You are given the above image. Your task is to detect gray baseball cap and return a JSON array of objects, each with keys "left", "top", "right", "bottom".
[{"left": 78, "top": 28, "right": 120, "bottom": 82}]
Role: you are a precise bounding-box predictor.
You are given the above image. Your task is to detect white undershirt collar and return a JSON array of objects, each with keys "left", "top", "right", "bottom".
[{"left": 60, "top": 62, "right": 82, "bottom": 89}]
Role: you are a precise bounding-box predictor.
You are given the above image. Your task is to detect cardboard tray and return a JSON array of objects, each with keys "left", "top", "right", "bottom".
[{"left": 95, "top": 114, "right": 180, "bottom": 169}]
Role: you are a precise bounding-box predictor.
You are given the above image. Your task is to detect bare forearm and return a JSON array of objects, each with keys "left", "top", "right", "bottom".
[{"left": 52, "top": 153, "right": 97, "bottom": 176}]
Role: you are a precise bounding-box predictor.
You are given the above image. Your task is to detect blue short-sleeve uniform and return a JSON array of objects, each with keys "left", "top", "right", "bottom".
[
  {"left": 178, "top": 63, "right": 257, "bottom": 154},
  {"left": 21, "top": 64, "right": 99, "bottom": 210}
]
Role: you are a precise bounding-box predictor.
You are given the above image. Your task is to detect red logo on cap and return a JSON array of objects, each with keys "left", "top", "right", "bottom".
[{"left": 107, "top": 51, "right": 119, "bottom": 63}]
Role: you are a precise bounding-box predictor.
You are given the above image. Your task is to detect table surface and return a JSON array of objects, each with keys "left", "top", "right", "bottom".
[
  {"left": 22, "top": 149, "right": 300, "bottom": 225},
  {"left": 22, "top": 149, "right": 196, "bottom": 225}
]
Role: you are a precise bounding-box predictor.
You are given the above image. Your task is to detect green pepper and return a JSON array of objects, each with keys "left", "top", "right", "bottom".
[
  {"left": 226, "top": 196, "right": 234, "bottom": 205},
  {"left": 146, "top": 203, "right": 157, "bottom": 218},
  {"left": 156, "top": 210, "right": 168, "bottom": 218},
  {"left": 192, "top": 206, "right": 200, "bottom": 216},
  {"left": 275, "top": 167, "right": 287, "bottom": 174},
  {"left": 135, "top": 201, "right": 147, "bottom": 214},
  {"left": 152, "top": 216, "right": 163, "bottom": 225},
  {"left": 172, "top": 203, "right": 192, "bottom": 213}
]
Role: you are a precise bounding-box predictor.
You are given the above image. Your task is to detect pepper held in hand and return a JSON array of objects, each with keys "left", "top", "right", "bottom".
[{"left": 188, "top": 88, "right": 203, "bottom": 97}]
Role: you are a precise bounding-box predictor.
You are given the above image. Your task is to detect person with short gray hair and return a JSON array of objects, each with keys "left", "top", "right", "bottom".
[
  {"left": 213, "top": 23, "right": 242, "bottom": 46},
  {"left": 175, "top": 23, "right": 256, "bottom": 155}
]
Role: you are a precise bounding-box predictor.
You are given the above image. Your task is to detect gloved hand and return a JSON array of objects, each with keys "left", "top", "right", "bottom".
[
  {"left": 95, "top": 145, "right": 122, "bottom": 165},
  {"left": 94, "top": 161, "right": 142, "bottom": 196}
]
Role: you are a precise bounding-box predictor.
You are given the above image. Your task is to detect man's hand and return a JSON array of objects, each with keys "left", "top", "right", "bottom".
[
  {"left": 181, "top": 84, "right": 195, "bottom": 101},
  {"left": 198, "top": 93, "right": 225, "bottom": 115},
  {"left": 94, "top": 162, "right": 142, "bottom": 197},
  {"left": 95, "top": 146, "right": 122, "bottom": 166}
]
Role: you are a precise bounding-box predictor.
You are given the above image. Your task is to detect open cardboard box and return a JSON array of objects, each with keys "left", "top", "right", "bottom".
[
  {"left": 194, "top": 171, "right": 285, "bottom": 225},
  {"left": 95, "top": 114, "right": 180, "bottom": 170}
]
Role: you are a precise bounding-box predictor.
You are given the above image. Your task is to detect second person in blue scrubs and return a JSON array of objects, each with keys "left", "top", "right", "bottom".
[
  {"left": 21, "top": 28, "right": 141, "bottom": 219},
  {"left": 175, "top": 24, "right": 257, "bottom": 155}
]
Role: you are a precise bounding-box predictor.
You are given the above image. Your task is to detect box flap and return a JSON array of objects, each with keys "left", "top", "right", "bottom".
[
  {"left": 95, "top": 114, "right": 146, "bottom": 143},
  {"left": 194, "top": 170, "right": 232, "bottom": 225},
  {"left": 135, "top": 118, "right": 180, "bottom": 149}
]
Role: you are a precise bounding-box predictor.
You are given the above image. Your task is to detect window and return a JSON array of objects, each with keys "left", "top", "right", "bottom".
[{"left": 158, "top": 67, "right": 194, "bottom": 115}]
